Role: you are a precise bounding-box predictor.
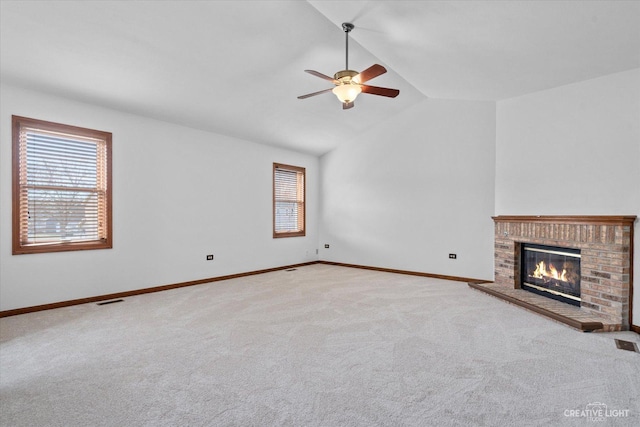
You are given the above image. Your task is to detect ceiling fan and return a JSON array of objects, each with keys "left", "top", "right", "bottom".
[{"left": 298, "top": 22, "right": 399, "bottom": 110}]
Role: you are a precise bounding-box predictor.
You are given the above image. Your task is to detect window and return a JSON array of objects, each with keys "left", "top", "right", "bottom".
[
  {"left": 273, "top": 163, "right": 305, "bottom": 238},
  {"left": 12, "top": 116, "right": 112, "bottom": 254}
]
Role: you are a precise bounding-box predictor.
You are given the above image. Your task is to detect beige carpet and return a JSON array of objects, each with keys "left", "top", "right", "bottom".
[{"left": 1, "top": 264, "right": 639, "bottom": 426}]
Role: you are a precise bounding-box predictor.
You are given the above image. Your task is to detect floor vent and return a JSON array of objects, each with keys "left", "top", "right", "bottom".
[
  {"left": 614, "top": 339, "right": 639, "bottom": 353},
  {"left": 97, "top": 299, "right": 124, "bottom": 306}
]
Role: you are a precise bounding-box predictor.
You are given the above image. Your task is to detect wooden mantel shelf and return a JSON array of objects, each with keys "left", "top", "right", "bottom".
[{"left": 492, "top": 215, "right": 637, "bottom": 226}]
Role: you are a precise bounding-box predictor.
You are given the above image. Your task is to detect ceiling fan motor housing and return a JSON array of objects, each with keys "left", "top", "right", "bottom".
[{"left": 334, "top": 69, "right": 359, "bottom": 81}]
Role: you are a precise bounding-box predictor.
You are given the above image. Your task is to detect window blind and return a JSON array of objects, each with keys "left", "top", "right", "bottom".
[{"left": 13, "top": 116, "right": 111, "bottom": 253}]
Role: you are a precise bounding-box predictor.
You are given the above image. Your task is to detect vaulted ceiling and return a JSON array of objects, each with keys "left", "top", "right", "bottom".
[{"left": 2, "top": 1, "right": 639, "bottom": 155}]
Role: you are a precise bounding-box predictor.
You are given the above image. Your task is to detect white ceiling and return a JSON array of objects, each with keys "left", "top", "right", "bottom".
[{"left": 1, "top": 1, "right": 639, "bottom": 155}]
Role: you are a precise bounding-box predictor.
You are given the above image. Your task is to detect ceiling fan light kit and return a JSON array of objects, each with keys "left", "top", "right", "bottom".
[
  {"left": 332, "top": 70, "right": 362, "bottom": 103},
  {"left": 298, "top": 22, "right": 399, "bottom": 110}
]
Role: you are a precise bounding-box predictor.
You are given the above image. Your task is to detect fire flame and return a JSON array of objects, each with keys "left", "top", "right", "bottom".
[{"left": 532, "top": 261, "right": 568, "bottom": 282}]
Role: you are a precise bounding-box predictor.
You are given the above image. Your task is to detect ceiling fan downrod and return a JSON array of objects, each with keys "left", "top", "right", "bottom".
[{"left": 343, "top": 22, "right": 354, "bottom": 70}]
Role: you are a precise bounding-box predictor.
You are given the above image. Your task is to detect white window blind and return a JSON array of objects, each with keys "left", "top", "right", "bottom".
[
  {"left": 273, "top": 163, "right": 305, "bottom": 237},
  {"left": 13, "top": 116, "right": 112, "bottom": 254}
]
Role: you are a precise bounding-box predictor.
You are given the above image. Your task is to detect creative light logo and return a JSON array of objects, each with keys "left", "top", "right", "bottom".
[{"left": 564, "top": 402, "right": 630, "bottom": 422}]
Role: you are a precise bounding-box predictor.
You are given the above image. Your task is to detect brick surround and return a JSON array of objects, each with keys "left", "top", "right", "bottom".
[{"left": 493, "top": 216, "right": 636, "bottom": 331}]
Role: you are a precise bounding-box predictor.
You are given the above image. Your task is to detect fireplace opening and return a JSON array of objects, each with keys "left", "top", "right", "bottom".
[{"left": 520, "top": 243, "right": 581, "bottom": 307}]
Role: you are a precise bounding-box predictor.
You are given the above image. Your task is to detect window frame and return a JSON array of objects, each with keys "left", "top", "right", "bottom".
[
  {"left": 12, "top": 115, "right": 113, "bottom": 255},
  {"left": 273, "top": 163, "right": 306, "bottom": 238}
]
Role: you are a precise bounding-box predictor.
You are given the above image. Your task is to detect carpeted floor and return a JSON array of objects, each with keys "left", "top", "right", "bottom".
[{"left": 1, "top": 264, "right": 639, "bottom": 426}]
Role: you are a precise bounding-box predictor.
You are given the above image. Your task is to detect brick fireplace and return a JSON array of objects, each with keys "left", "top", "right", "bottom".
[{"left": 491, "top": 216, "right": 636, "bottom": 331}]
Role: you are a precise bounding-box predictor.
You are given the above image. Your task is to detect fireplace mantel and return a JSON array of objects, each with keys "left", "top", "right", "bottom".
[
  {"left": 490, "top": 215, "right": 636, "bottom": 331},
  {"left": 493, "top": 215, "right": 636, "bottom": 226}
]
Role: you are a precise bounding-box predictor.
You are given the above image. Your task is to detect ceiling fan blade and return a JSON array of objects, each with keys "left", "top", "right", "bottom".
[
  {"left": 343, "top": 101, "right": 354, "bottom": 110},
  {"left": 297, "top": 88, "right": 334, "bottom": 99},
  {"left": 361, "top": 85, "right": 400, "bottom": 98},
  {"left": 304, "top": 70, "right": 338, "bottom": 84},
  {"left": 353, "top": 64, "right": 386, "bottom": 84}
]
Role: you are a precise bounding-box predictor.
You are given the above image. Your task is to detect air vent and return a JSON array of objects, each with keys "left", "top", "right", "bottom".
[{"left": 615, "top": 339, "right": 639, "bottom": 353}]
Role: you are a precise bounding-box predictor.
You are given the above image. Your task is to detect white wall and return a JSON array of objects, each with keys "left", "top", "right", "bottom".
[
  {"left": 0, "top": 83, "right": 319, "bottom": 311},
  {"left": 495, "top": 68, "right": 640, "bottom": 326},
  {"left": 319, "top": 98, "right": 496, "bottom": 281}
]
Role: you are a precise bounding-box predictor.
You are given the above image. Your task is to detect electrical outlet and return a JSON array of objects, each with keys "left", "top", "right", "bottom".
[
  {"left": 324, "top": 244, "right": 330, "bottom": 249},
  {"left": 206, "top": 254, "right": 214, "bottom": 261},
  {"left": 449, "top": 253, "right": 457, "bottom": 259}
]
